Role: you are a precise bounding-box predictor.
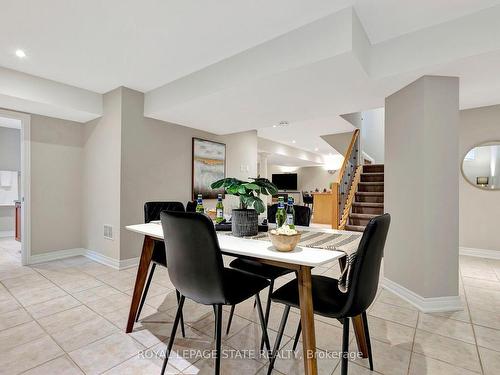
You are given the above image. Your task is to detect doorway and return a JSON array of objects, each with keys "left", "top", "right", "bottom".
[{"left": 0, "top": 109, "right": 30, "bottom": 265}]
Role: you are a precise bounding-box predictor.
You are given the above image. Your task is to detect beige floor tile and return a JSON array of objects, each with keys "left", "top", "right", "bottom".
[
  {"left": 0, "top": 321, "right": 45, "bottom": 351},
  {"left": 58, "top": 276, "right": 104, "bottom": 293},
  {"left": 84, "top": 291, "right": 131, "bottom": 315},
  {"left": 462, "top": 276, "right": 500, "bottom": 291},
  {"left": 0, "top": 296, "right": 21, "bottom": 314},
  {"left": 52, "top": 315, "right": 118, "bottom": 352},
  {"left": 408, "top": 352, "right": 479, "bottom": 375},
  {"left": 351, "top": 338, "right": 411, "bottom": 375},
  {"left": 479, "top": 346, "right": 500, "bottom": 375},
  {"left": 412, "top": 329, "right": 481, "bottom": 373},
  {"left": 225, "top": 323, "right": 279, "bottom": 363},
  {"left": 368, "top": 300, "right": 419, "bottom": 327},
  {"left": 37, "top": 305, "right": 100, "bottom": 334},
  {"left": 0, "top": 306, "right": 32, "bottom": 331},
  {"left": 474, "top": 325, "right": 500, "bottom": 351},
  {"left": 25, "top": 294, "right": 81, "bottom": 319},
  {"left": 191, "top": 308, "right": 251, "bottom": 340},
  {"left": 146, "top": 291, "right": 182, "bottom": 312},
  {"left": 428, "top": 306, "right": 471, "bottom": 323},
  {"left": 377, "top": 289, "right": 417, "bottom": 310},
  {"left": 69, "top": 332, "right": 145, "bottom": 375},
  {"left": 23, "top": 355, "right": 84, "bottom": 375},
  {"left": 0, "top": 272, "right": 49, "bottom": 289},
  {"left": 470, "top": 305, "right": 500, "bottom": 330},
  {"left": 187, "top": 353, "right": 264, "bottom": 375},
  {"left": 103, "top": 304, "right": 157, "bottom": 330},
  {"left": 365, "top": 315, "right": 415, "bottom": 351},
  {"left": 12, "top": 284, "right": 68, "bottom": 307},
  {"left": 102, "top": 354, "right": 179, "bottom": 374},
  {"left": 0, "top": 335, "right": 64, "bottom": 374},
  {"left": 71, "top": 284, "right": 122, "bottom": 303},
  {"left": 332, "top": 361, "right": 374, "bottom": 375},
  {"left": 124, "top": 282, "right": 170, "bottom": 298},
  {"left": 417, "top": 313, "right": 475, "bottom": 344},
  {"left": 273, "top": 340, "right": 340, "bottom": 375}
]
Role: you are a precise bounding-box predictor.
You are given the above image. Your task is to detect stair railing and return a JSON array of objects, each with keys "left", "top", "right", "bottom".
[{"left": 331, "top": 129, "right": 360, "bottom": 229}]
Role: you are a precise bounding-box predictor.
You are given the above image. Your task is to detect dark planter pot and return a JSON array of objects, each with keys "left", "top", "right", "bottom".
[{"left": 232, "top": 209, "right": 258, "bottom": 237}]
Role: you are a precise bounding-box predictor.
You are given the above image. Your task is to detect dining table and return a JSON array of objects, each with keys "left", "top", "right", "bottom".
[{"left": 125, "top": 222, "right": 366, "bottom": 375}]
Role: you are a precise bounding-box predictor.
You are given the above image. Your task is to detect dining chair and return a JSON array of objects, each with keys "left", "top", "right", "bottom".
[
  {"left": 185, "top": 200, "right": 196, "bottom": 212},
  {"left": 224, "top": 204, "right": 311, "bottom": 348},
  {"left": 267, "top": 214, "right": 390, "bottom": 375},
  {"left": 160, "top": 211, "right": 272, "bottom": 375},
  {"left": 135, "top": 202, "right": 186, "bottom": 337}
]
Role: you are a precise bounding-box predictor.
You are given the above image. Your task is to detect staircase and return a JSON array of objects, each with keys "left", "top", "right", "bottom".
[{"left": 345, "top": 164, "right": 384, "bottom": 232}]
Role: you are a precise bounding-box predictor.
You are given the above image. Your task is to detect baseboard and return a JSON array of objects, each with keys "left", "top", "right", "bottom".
[
  {"left": 382, "top": 277, "right": 463, "bottom": 313},
  {"left": 460, "top": 246, "right": 500, "bottom": 260},
  {"left": 29, "top": 248, "right": 85, "bottom": 264},
  {"left": 84, "top": 249, "right": 139, "bottom": 270},
  {"left": 28, "top": 248, "right": 139, "bottom": 270},
  {"left": 0, "top": 230, "right": 15, "bottom": 238}
]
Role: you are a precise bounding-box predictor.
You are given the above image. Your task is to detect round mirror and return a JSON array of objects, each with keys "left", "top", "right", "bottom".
[{"left": 462, "top": 142, "right": 500, "bottom": 190}]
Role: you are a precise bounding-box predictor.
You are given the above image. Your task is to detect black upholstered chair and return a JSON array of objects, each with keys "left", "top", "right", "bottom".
[
  {"left": 185, "top": 200, "right": 196, "bottom": 212},
  {"left": 267, "top": 204, "right": 311, "bottom": 226},
  {"left": 267, "top": 214, "right": 390, "bottom": 375},
  {"left": 225, "top": 204, "right": 311, "bottom": 345},
  {"left": 159, "top": 211, "right": 272, "bottom": 375},
  {"left": 135, "top": 202, "right": 186, "bottom": 336},
  {"left": 302, "top": 192, "right": 313, "bottom": 209}
]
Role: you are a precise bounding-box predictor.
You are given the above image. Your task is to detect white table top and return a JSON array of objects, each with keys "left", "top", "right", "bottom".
[{"left": 126, "top": 222, "right": 347, "bottom": 268}]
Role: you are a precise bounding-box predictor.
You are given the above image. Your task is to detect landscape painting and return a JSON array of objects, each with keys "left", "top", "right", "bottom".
[{"left": 192, "top": 138, "right": 226, "bottom": 199}]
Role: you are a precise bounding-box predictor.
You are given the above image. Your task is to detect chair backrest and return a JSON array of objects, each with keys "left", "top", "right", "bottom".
[
  {"left": 160, "top": 211, "right": 226, "bottom": 305},
  {"left": 144, "top": 201, "right": 185, "bottom": 223},
  {"left": 341, "top": 213, "right": 390, "bottom": 317},
  {"left": 185, "top": 200, "right": 197, "bottom": 213},
  {"left": 267, "top": 204, "right": 311, "bottom": 226}
]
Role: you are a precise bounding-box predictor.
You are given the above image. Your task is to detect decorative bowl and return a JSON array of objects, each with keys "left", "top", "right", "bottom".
[{"left": 268, "top": 231, "right": 302, "bottom": 252}]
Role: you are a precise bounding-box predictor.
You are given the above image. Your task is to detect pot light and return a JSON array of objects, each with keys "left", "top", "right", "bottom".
[
  {"left": 15, "top": 49, "right": 26, "bottom": 58},
  {"left": 314, "top": 147, "right": 319, "bottom": 151},
  {"left": 292, "top": 140, "right": 296, "bottom": 144}
]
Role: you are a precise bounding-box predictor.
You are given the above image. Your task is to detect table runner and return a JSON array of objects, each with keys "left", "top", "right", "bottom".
[{"left": 221, "top": 230, "right": 362, "bottom": 255}]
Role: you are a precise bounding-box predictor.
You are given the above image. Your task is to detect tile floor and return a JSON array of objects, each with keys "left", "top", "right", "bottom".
[{"left": 0, "top": 237, "right": 499, "bottom": 374}]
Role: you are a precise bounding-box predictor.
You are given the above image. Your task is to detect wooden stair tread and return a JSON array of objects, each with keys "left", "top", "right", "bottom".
[
  {"left": 349, "top": 213, "right": 378, "bottom": 219},
  {"left": 356, "top": 192, "right": 383, "bottom": 196},
  {"left": 361, "top": 172, "right": 384, "bottom": 176},
  {"left": 358, "top": 182, "right": 384, "bottom": 185},
  {"left": 345, "top": 224, "right": 365, "bottom": 232},
  {"left": 352, "top": 202, "right": 383, "bottom": 207}
]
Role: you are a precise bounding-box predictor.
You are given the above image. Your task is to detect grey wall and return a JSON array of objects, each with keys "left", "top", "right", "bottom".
[
  {"left": 30, "top": 115, "right": 83, "bottom": 254},
  {"left": 0, "top": 127, "right": 20, "bottom": 234},
  {"left": 385, "top": 76, "right": 459, "bottom": 299},
  {"left": 361, "top": 108, "right": 385, "bottom": 163},
  {"left": 460, "top": 104, "right": 500, "bottom": 253}
]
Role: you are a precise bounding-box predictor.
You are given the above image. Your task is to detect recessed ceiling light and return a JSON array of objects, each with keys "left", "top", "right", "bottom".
[
  {"left": 272, "top": 125, "right": 277, "bottom": 128},
  {"left": 292, "top": 140, "right": 296, "bottom": 144},
  {"left": 15, "top": 49, "right": 26, "bottom": 58},
  {"left": 314, "top": 147, "right": 319, "bottom": 151}
]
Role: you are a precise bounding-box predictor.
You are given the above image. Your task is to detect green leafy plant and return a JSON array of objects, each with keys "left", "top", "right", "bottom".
[{"left": 210, "top": 177, "right": 278, "bottom": 214}]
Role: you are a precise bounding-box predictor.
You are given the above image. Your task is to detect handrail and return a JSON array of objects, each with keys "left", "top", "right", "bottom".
[
  {"left": 336, "top": 129, "right": 360, "bottom": 184},
  {"left": 339, "top": 165, "right": 362, "bottom": 230},
  {"left": 331, "top": 129, "right": 360, "bottom": 229}
]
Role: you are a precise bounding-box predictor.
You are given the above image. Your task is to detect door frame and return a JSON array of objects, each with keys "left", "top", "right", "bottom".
[{"left": 0, "top": 109, "right": 31, "bottom": 265}]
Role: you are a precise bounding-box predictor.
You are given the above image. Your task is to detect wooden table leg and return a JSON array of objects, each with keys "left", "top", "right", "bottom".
[
  {"left": 126, "top": 235, "right": 154, "bottom": 333},
  {"left": 352, "top": 315, "right": 369, "bottom": 358},
  {"left": 297, "top": 265, "right": 318, "bottom": 375}
]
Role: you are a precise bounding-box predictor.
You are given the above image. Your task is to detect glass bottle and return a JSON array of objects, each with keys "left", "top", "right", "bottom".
[
  {"left": 276, "top": 196, "right": 286, "bottom": 227},
  {"left": 216, "top": 194, "right": 224, "bottom": 223},
  {"left": 286, "top": 197, "right": 295, "bottom": 227},
  {"left": 195, "top": 194, "right": 204, "bottom": 213}
]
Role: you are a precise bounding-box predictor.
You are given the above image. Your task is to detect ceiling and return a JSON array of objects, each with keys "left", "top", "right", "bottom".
[
  {"left": 2, "top": 0, "right": 500, "bottom": 159},
  {"left": 265, "top": 153, "right": 322, "bottom": 168}
]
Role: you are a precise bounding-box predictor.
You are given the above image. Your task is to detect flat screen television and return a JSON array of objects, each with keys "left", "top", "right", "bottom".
[{"left": 272, "top": 173, "right": 298, "bottom": 190}]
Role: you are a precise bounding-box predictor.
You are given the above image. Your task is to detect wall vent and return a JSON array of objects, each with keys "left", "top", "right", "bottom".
[{"left": 103, "top": 224, "right": 113, "bottom": 240}]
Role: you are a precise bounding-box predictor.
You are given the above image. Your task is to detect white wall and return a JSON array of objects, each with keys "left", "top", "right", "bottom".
[
  {"left": 82, "top": 88, "right": 122, "bottom": 260},
  {"left": 0, "top": 127, "right": 20, "bottom": 234},
  {"left": 361, "top": 107, "right": 384, "bottom": 163},
  {"left": 385, "top": 76, "right": 459, "bottom": 300},
  {"left": 460, "top": 104, "right": 500, "bottom": 253},
  {"left": 30, "top": 115, "right": 83, "bottom": 254}
]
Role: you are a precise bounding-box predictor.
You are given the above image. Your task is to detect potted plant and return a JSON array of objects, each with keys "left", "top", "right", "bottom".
[{"left": 211, "top": 177, "right": 278, "bottom": 237}]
